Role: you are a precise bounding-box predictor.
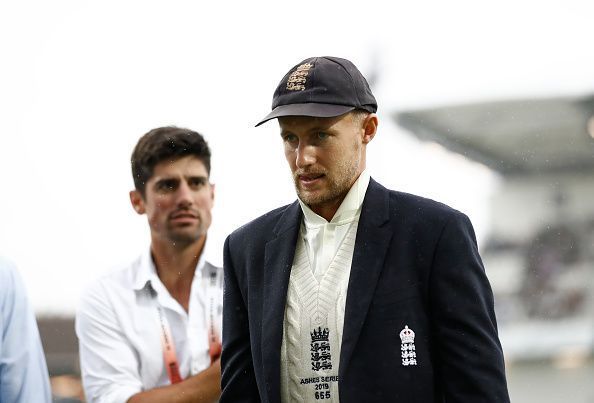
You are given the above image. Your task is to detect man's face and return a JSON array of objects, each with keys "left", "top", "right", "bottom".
[
  {"left": 130, "top": 155, "right": 214, "bottom": 246},
  {"left": 279, "top": 112, "right": 372, "bottom": 217}
]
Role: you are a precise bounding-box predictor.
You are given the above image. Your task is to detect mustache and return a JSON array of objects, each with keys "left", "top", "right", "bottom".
[{"left": 294, "top": 168, "right": 326, "bottom": 178}]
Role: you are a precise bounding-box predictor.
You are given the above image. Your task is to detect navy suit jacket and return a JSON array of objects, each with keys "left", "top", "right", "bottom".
[{"left": 221, "top": 179, "right": 510, "bottom": 402}]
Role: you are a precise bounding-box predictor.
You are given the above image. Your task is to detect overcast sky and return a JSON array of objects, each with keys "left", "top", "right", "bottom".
[{"left": 1, "top": 0, "right": 592, "bottom": 314}]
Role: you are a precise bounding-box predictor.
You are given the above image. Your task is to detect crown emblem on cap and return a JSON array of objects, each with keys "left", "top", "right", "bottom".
[
  {"left": 286, "top": 62, "right": 313, "bottom": 91},
  {"left": 399, "top": 325, "right": 415, "bottom": 344}
]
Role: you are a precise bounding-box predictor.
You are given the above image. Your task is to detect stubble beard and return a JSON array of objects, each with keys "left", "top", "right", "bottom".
[
  {"left": 166, "top": 219, "right": 207, "bottom": 248},
  {"left": 294, "top": 155, "right": 361, "bottom": 212}
]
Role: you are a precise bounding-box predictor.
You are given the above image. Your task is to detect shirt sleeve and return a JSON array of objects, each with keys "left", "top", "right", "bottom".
[
  {"left": 75, "top": 280, "right": 143, "bottom": 403},
  {"left": 0, "top": 258, "right": 52, "bottom": 403}
]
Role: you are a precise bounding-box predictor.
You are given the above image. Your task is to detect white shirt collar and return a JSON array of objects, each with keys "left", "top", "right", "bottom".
[
  {"left": 132, "top": 239, "right": 208, "bottom": 291},
  {"left": 298, "top": 169, "right": 370, "bottom": 226}
]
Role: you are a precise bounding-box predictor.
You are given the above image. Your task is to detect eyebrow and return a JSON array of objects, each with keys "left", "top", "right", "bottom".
[
  {"left": 154, "top": 177, "right": 179, "bottom": 182},
  {"left": 308, "top": 125, "right": 332, "bottom": 132},
  {"left": 153, "top": 174, "right": 208, "bottom": 183},
  {"left": 187, "top": 175, "right": 208, "bottom": 182},
  {"left": 152, "top": 177, "right": 179, "bottom": 188}
]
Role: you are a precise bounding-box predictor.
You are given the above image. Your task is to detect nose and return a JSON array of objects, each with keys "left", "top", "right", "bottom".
[
  {"left": 295, "top": 143, "right": 316, "bottom": 169},
  {"left": 175, "top": 182, "right": 194, "bottom": 207}
]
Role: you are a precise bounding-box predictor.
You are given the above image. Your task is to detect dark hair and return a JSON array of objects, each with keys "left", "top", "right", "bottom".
[{"left": 131, "top": 126, "right": 211, "bottom": 196}]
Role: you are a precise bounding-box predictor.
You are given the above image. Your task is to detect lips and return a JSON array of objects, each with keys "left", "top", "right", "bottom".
[
  {"left": 297, "top": 173, "right": 325, "bottom": 187},
  {"left": 169, "top": 210, "right": 199, "bottom": 222}
]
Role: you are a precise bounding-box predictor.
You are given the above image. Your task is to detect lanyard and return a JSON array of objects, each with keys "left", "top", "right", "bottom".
[
  {"left": 205, "top": 262, "right": 222, "bottom": 362},
  {"left": 153, "top": 263, "right": 222, "bottom": 384},
  {"left": 156, "top": 304, "right": 184, "bottom": 384}
]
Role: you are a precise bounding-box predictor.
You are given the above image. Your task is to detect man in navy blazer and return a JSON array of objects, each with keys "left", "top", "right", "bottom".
[{"left": 220, "top": 56, "right": 510, "bottom": 402}]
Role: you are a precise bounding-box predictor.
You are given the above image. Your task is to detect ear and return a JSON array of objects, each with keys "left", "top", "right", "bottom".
[
  {"left": 209, "top": 182, "right": 216, "bottom": 202},
  {"left": 362, "top": 113, "right": 378, "bottom": 144},
  {"left": 129, "top": 190, "right": 146, "bottom": 215}
]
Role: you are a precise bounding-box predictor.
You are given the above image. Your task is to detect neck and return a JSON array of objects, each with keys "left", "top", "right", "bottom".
[
  {"left": 310, "top": 170, "right": 363, "bottom": 222},
  {"left": 150, "top": 235, "right": 206, "bottom": 311},
  {"left": 311, "top": 197, "right": 344, "bottom": 222}
]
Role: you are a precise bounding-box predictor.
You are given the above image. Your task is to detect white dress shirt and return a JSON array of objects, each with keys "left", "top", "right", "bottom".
[
  {"left": 76, "top": 245, "right": 223, "bottom": 403},
  {"left": 298, "top": 170, "right": 370, "bottom": 279},
  {"left": 0, "top": 257, "right": 52, "bottom": 403}
]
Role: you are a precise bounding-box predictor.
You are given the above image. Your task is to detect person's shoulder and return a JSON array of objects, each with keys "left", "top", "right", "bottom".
[
  {"left": 78, "top": 256, "right": 142, "bottom": 305},
  {"left": 227, "top": 203, "right": 296, "bottom": 242},
  {"left": 90, "top": 256, "right": 141, "bottom": 286},
  {"left": 0, "top": 256, "right": 17, "bottom": 283},
  {"left": 390, "top": 190, "right": 462, "bottom": 217},
  {"left": 375, "top": 187, "right": 474, "bottom": 243},
  {"left": 370, "top": 180, "right": 468, "bottom": 226},
  {"left": 0, "top": 257, "right": 22, "bottom": 307},
  {"left": 76, "top": 256, "right": 147, "bottom": 338},
  {"left": 0, "top": 257, "right": 31, "bottom": 296}
]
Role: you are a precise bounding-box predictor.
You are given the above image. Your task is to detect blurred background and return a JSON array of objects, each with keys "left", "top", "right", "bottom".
[{"left": 0, "top": 0, "right": 593, "bottom": 401}]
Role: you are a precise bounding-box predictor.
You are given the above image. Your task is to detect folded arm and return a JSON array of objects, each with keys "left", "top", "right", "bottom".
[{"left": 127, "top": 359, "right": 221, "bottom": 403}]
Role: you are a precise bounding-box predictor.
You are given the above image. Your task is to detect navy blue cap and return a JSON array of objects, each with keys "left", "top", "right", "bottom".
[{"left": 256, "top": 56, "right": 377, "bottom": 126}]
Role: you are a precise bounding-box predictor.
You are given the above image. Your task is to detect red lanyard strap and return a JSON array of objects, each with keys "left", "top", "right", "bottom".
[
  {"left": 156, "top": 304, "right": 183, "bottom": 384},
  {"left": 206, "top": 263, "right": 222, "bottom": 363},
  {"left": 153, "top": 264, "right": 222, "bottom": 384}
]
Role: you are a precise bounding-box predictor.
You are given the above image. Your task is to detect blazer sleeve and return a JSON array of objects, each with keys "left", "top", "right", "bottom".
[
  {"left": 429, "top": 211, "right": 510, "bottom": 402},
  {"left": 220, "top": 235, "right": 261, "bottom": 403}
]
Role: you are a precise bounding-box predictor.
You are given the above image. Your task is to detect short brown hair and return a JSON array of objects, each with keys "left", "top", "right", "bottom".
[
  {"left": 350, "top": 109, "right": 371, "bottom": 125},
  {"left": 131, "top": 126, "right": 211, "bottom": 196}
]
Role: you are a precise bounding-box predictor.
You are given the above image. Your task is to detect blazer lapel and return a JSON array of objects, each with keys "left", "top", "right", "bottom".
[
  {"left": 261, "top": 201, "right": 302, "bottom": 403},
  {"left": 339, "top": 179, "right": 392, "bottom": 378}
]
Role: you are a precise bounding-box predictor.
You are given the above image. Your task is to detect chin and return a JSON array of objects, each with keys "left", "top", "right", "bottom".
[
  {"left": 299, "top": 193, "right": 331, "bottom": 208},
  {"left": 168, "top": 230, "right": 204, "bottom": 245},
  {"left": 298, "top": 191, "right": 319, "bottom": 205}
]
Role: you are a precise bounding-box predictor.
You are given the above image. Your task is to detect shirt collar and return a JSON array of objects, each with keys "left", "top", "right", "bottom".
[
  {"left": 298, "top": 169, "right": 370, "bottom": 226},
  {"left": 132, "top": 239, "right": 208, "bottom": 291}
]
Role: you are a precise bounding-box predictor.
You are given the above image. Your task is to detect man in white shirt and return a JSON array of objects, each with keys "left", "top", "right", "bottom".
[
  {"left": 220, "top": 57, "right": 509, "bottom": 402},
  {"left": 0, "top": 257, "right": 52, "bottom": 403},
  {"left": 76, "top": 126, "right": 222, "bottom": 403}
]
